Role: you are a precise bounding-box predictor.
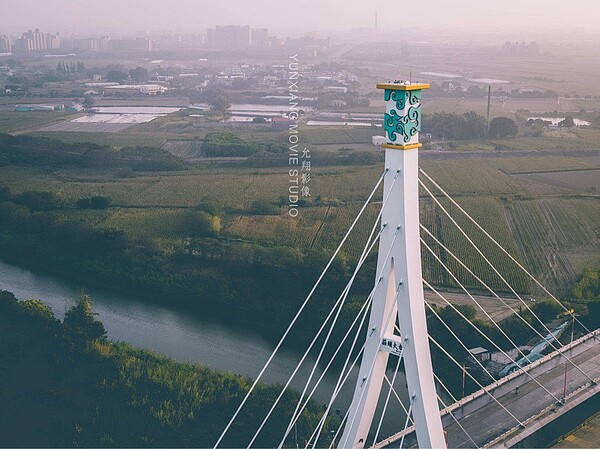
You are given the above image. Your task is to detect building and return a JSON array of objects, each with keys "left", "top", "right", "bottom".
[
  {"left": 98, "top": 37, "right": 111, "bottom": 51},
  {"left": 207, "top": 25, "right": 251, "bottom": 50},
  {"left": 13, "top": 28, "right": 59, "bottom": 53},
  {"left": 285, "top": 33, "right": 331, "bottom": 56},
  {"left": 0, "top": 35, "right": 11, "bottom": 53},
  {"left": 72, "top": 38, "right": 97, "bottom": 51},
  {"left": 46, "top": 33, "right": 60, "bottom": 50},
  {"left": 110, "top": 38, "right": 153, "bottom": 52},
  {"left": 102, "top": 84, "right": 166, "bottom": 96},
  {"left": 22, "top": 29, "right": 46, "bottom": 51},
  {"left": 251, "top": 28, "right": 269, "bottom": 48},
  {"left": 13, "top": 36, "right": 33, "bottom": 53},
  {"left": 468, "top": 347, "right": 491, "bottom": 364},
  {"left": 372, "top": 135, "right": 386, "bottom": 146},
  {"left": 15, "top": 103, "right": 64, "bottom": 112}
]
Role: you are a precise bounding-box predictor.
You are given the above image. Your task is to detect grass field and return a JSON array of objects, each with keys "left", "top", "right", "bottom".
[{"left": 3, "top": 145, "right": 597, "bottom": 297}]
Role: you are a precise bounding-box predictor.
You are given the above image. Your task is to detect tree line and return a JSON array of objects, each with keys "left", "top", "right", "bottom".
[
  {"left": 0, "top": 133, "right": 184, "bottom": 171},
  {"left": 422, "top": 112, "right": 518, "bottom": 140},
  {"left": 201, "top": 131, "right": 287, "bottom": 157}
]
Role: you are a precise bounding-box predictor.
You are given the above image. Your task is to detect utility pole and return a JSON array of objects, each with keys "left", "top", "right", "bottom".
[{"left": 486, "top": 85, "right": 491, "bottom": 134}]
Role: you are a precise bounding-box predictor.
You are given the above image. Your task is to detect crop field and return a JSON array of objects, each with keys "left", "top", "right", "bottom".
[
  {"left": 489, "top": 134, "right": 587, "bottom": 151},
  {"left": 301, "top": 127, "right": 378, "bottom": 146},
  {"left": 420, "top": 159, "right": 523, "bottom": 197},
  {"left": 39, "top": 120, "right": 138, "bottom": 133},
  {"left": 29, "top": 130, "right": 167, "bottom": 148},
  {"left": 311, "top": 203, "right": 381, "bottom": 259},
  {"left": 515, "top": 169, "right": 599, "bottom": 193},
  {"left": 226, "top": 207, "right": 326, "bottom": 249},
  {"left": 507, "top": 198, "right": 600, "bottom": 293},
  {"left": 495, "top": 156, "right": 600, "bottom": 174},
  {"left": 103, "top": 208, "right": 189, "bottom": 240},
  {"left": 575, "top": 129, "right": 600, "bottom": 147},
  {"left": 0, "top": 111, "right": 75, "bottom": 134},
  {"left": 420, "top": 196, "right": 531, "bottom": 293}
]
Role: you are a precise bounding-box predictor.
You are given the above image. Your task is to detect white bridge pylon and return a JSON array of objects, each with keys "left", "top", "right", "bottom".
[{"left": 340, "top": 82, "right": 447, "bottom": 449}]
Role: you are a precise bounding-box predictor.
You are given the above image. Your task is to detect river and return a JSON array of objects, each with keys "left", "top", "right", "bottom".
[{"left": 0, "top": 258, "right": 412, "bottom": 438}]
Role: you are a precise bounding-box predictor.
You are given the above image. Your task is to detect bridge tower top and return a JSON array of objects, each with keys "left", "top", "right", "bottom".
[{"left": 378, "top": 81, "right": 429, "bottom": 151}]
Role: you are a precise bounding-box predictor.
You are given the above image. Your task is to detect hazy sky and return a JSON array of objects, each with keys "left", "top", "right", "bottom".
[{"left": 2, "top": 0, "right": 600, "bottom": 35}]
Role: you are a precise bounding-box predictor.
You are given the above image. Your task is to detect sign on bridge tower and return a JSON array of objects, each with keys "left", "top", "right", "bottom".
[{"left": 339, "top": 81, "right": 447, "bottom": 449}]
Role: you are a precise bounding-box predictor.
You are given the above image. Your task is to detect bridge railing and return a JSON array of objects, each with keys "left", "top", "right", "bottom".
[{"left": 373, "top": 329, "right": 600, "bottom": 449}]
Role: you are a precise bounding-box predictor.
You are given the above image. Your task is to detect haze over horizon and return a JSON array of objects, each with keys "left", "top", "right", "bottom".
[{"left": 2, "top": 0, "right": 600, "bottom": 37}]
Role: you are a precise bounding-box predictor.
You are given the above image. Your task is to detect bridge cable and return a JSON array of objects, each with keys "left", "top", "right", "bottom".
[
  {"left": 436, "top": 393, "right": 479, "bottom": 449},
  {"left": 433, "top": 371, "right": 458, "bottom": 405},
  {"left": 283, "top": 170, "right": 402, "bottom": 442},
  {"left": 398, "top": 395, "right": 415, "bottom": 449},
  {"left": 424, "top": 300, "right": 499, "bottom": 385},
  {"left": 419, "top": 168, "right": 591, "bottom": 335},
  {"left": 372, "top": 354, "right": 404, "bottom": 446},
  {"left": 425, "top": 279, "right": 563, "bottom": 402},
  {"left": 421, "top": 224, "right": 595, "bottom": 381},
  {"left": 418, "top": 177, "right": 560, "bottom": 344},
  {"left": 419, "top": 181, "right": 596, "bottom": 383},
  {"left": 382, "top": 373, "right": 414, "bottom": 424},
  {"left": 212, "top": 169, "right": 386, "bottom": 448},
  {"left": 374, "top": 353, "right": 474, "bottom": 449},
  {"left": 306, "top": 339, "right": 368, "bottom": 449},
  {"left": 428, "top": 334, "right": 525, "bottom": 428},
  {"left": 307, "top": 286, "right": 401, "bottom": 449},
  {"left": 277, "top": 291, "right": 373, "bottom": 448},
  {"left": 337, "top": 285, "right": 404, "bottom": 449},
  {"left": 309, "top": 224, "right": 404, "bottom": 449},
  {"left": 378, "top": 370, "right": 479, "bottom": 449},
  {"left": 328, "top": 408, "right": 350, "bottom": 449},
  {"left": 247, "top": 225, "right": 384, "bottom": 447},
  {"left": 421, "top": 241, "right": 563, "bottom": 402}
]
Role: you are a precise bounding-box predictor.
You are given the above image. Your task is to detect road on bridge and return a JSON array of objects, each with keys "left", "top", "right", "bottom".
[{"left": 444, "top": 334, "right": 600, "bottom": 448}]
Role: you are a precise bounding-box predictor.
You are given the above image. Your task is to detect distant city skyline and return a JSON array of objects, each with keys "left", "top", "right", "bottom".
[{"left": 1, "top": 0, "right": 599, "bottom": 36}]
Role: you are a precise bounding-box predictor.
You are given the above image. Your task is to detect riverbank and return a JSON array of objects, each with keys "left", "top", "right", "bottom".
[
  {"left": 0, "top": 290, "right": 326, "bottom": 447},
  {"left": 0, "top": 264, "right": 413, "bottom": 440}
]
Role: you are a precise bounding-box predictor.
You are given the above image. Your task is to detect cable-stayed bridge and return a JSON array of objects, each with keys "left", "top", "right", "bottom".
[{"left": 213, "top": 81, "right": 600, "bottom": 449}]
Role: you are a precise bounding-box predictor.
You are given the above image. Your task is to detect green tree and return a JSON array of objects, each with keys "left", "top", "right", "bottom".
[
  {"left": 559, "top": 116, "right": 575, "bottom": 128},
  {"left": 182, "top": 210, "right": 221, "bottom": 237},
  {"left": 106, "top": 70, "right": 128, "bottom": 83},
  {"left": 195, "top": 197, "right": 223, "bottom": 216},
  {"left": 210, "top": 94, "right": 231, "bottom": 117},
  {"left": 13, "top": 191, "right": 64, "bottom": 211},
  {"left": 250, "top": 199, "right": 278, "bottom": 215},
  {"left": 489, "top": 116, "right": 518, "bottom": 138},
  {"left": 129, "top": 67, "right": 149, "bottom": 84},
  {"left": 63, "top": 295, "right": 107, "bottom": 344},
  {"left": 82, "top": 95, "right": 95, "bottom": 110},
  {"left": 0, "top": 183, "right": 10, "bottom": 201},
  {"left": 573, "top": 268, "right": 600, "bottom": 301}
]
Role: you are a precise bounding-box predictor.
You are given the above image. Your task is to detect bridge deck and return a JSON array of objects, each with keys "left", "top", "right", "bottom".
[
  {"left": 448, "top": 333, "right": 600, "bottom": 448},
  {"left": 376, "top": 331, "right": 600, "bottom": 449}
]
